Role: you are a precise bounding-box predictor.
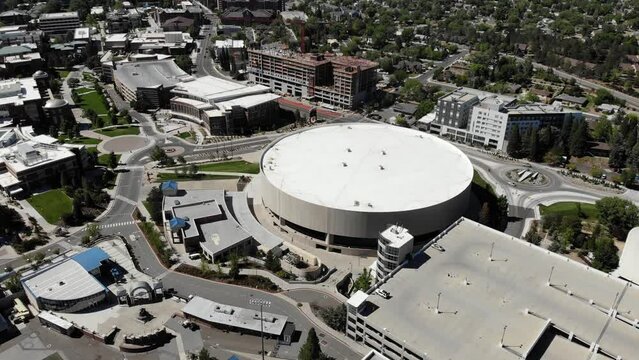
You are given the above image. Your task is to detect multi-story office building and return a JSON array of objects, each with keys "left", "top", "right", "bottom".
[
  {"left": 0, "top": 77, "right": 42, "bottom": 125},
  {"left": 170, "top": 75, "right": 279, "bottom": 135},
  {"left": 431, "top": 87, "right": 581, "bottom": 150},
  {"left": 376, "top": 225, "right": 413, "bottom": 281},
  {"left": 38, "top": 12, "right": 80, "bottom": 35},
  {"left": 247, "top": 49, "right": 378, "bottom": 109},
  {"left": 113, "top": 59, "right": 193, "bottom": 109},
  {"left": 0, "top": 141, "right": 85, "bottom": 196}
]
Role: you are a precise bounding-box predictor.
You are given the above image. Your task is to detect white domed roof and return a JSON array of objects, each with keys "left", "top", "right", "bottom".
[{"left": 44, "top": 98, "right": 68, "bottom": 109}]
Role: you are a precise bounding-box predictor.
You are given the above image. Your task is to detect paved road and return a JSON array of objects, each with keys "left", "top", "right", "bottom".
[{"left": 417, "top": 45, "right": 469, "bottom": 85}]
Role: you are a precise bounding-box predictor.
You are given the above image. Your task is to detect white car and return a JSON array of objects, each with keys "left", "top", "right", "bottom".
[
  {"left": 432, "top": 243, "right": 445, "bottom": 252},
  {"left": 375, "top": 289, "right": 390, "bottom": 299}
]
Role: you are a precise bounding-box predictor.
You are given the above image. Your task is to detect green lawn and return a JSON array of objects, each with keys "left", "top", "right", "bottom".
[
  {"left": 98, "top": 153, "right": 121, "bottom": 167},
  {"left": 539, "top": 202, "right": 598, "bottom": 220},
  {"left": 78, "top": 88, "right": 109, "bottom": 116},
  {"left": 56, "top": 70, "right": 70, "bottom": 79},
  {"left": 95, "top": 126, "right": 140, "bottom": 137},
  {"left": 156, "top": 173, "right": 239, "bottom": 182},
  {"left": 472, "top": 170, "right": 495, "bottom": 194},
  {"left": 197, "top": 160, "right": 260, "bottom": 174},
  {"left": 27, "top": 189, "right": 72, "bottom": 224}
]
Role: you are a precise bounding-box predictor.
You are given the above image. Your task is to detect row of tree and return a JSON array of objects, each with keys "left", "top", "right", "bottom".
[{"left": 507, "top": 117, "right": 589, "bottom": 162}]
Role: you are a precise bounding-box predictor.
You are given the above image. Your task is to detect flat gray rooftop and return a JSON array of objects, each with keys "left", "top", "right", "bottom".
[
  {"left": 361, "top": 218, "right": 639, "bottom": 360},
  {"left": 114, "top": 59, "right": 191, "bottom": 90},
  {"left": 183, "top": 296, "right": 288, "bottom": 336},
  {"left": 228, "top": 191, "right": 282, "bottom": 252},
  {"left": 200, "top": 219, "right": 251, "bottom": 255}
]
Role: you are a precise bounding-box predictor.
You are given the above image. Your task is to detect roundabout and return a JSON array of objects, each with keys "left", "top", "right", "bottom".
[{"left": 101, "top": 135, "right": 149, "bottom": 154}]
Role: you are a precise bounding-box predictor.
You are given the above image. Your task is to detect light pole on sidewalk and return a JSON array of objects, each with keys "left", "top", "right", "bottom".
[{"left": 249, "top": 298, "right": 271, "bottom": 360}]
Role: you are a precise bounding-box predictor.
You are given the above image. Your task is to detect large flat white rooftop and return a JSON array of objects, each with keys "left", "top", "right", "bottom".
[
  {"left": 358, "top": 218, "right": 639, "bottom": 359},
  {"left": 22, "top": 258, "right": 106, "bottom": 302},
  {"left": 172, "top": 75, "right": 270, "bottom": 103},
  {"left": 261, "top": 123, "right": 473, "bottom": 212}
]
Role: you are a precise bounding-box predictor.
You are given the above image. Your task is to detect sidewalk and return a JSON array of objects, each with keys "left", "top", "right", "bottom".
[{"left": 79, "top": 129, "right": 110, "bottom": 141}]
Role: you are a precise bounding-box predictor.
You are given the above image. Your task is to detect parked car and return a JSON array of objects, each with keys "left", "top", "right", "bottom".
[{"left": 375, "top": 289, "right": 390, "bottom": 299}]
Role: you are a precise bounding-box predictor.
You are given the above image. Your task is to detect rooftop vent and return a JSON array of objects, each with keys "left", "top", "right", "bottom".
[
  {"left": 346, "top": 147, "right": 352, "bottom": 152},
  {"left": 354, "top": 200, "right": 360, "bottom": 206},
  {"left": 183, "top": 216, "right": 189, "bottom": 221},
  {"left": 368, "top": 203, "right": 373, "bottom": 208},
  {"left": 379, "top": 165, "right": 385, "bottom": 170},
  {"left": 174, "top": 200, "right": 180, "bottom": 205},
  {"left": 381, "top": 150, "right": 387, "bottom": 155},
  {"left": 342, "top": 162, "right": 348, "bottom": 167}
]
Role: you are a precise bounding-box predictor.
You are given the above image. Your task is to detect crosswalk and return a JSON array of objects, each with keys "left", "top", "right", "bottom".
[{"left": 99, "top": 220, "right": 137, "bottom": 229}]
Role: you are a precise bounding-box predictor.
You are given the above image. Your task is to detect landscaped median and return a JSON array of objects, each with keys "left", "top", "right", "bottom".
[
  {"left": 138, "top": 221, "right": 174, "bottom": 267},
  {"left": 174, "top": 263, "right": 280, "bottom": 292},
  {"left": 155, "top": 173, "right": 239, "bottom": 182},
  {"left": 197, "top": 160, "right": 260, "bottom": 174},
  {"left": 539, "top": 201, "right": 598, "bottom": 219},
  {"left": 27, "top": 189, "right": 73, "bottom": 224},
  {"left": 95, "top": 126, "right": 140, "bottom": 137}
]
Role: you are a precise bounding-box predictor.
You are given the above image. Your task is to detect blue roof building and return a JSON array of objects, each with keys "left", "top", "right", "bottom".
[
  {"left": 169, "top": 217, "right": 187, "bottom": 231},
  {"left": 71, "top": 248, "right": 110, "bottom": 272},
  {"left": 161, "top": 180, "right": 179, "bottom": 196}
]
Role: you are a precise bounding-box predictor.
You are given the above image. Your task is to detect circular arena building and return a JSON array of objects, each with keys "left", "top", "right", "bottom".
[{"left": 260, "top": 123, "right": 473, "bottom": 249}]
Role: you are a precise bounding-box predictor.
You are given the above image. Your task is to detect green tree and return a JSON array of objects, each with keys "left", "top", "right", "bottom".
[
  {"left": 44, "top": 0, "right": 62, "bottom": 13},
  {"left": 175, "top": 55, "right": 193, "bottom": 74},
  {"left": 620, "top": 169, "right": 637, "bottom": 187},
  {"left": 188, "top": 164, "right": 199, "bottom": 177},
  {"left": 146, "top": 186, "right": 164, "bottom": 223},
  {"left": 414, "top": 99, "right": 435, "bottom": 118},
  {"left": 592, "top": 236, "right": 619, "bottom": 272},
  {"left": 264, "top": 250, "right": 281, "bottom": 272},
  {"left": 229, "top": 253, "right": 240, "bottom": 279},
  {"left": 319, "top": 305, "right": 347, "bottom": 332},
  {"left": 299, "top": 328, "right": 321, "bottom": 360},
  {"left": 592, "top": 116, "right": 612, "bottom": 142},
  {"left": 352, "top": 268, "right": 372, "bottom": 292},
  {"left": 4, "top": 275, "right": 21, "bottom": 293},
  {"left": 524, "top": 225, "right": 542, "bottom": 245},
  {"left": 86, "top": 223, "right": 101, "bottom": 241},
  {"left": 595, "top": 197, "right": 639, "bottom": 239},
  {"left": 0, "top": 204, "right": 25, "bottom": 236},
  {"left": 199, "top": 259, "right": 212, "bottom": 276},
  {"left": 108, "top": 151, "right": 117, "bottom": 169},
  {"left": 400, "top": 78, "right": 425, "bottom": 101},
  {"left": 569, "top": 120, "right": 588, "bottom": 157},
  {"left": 196, "top": 348, "right": 217, "bottom": 360},
  {"left": 529, "top": 129, "right": 542, "bottom": 162},
  {"left": 507, "top": 124, "right": 522, "bottom": 158}
]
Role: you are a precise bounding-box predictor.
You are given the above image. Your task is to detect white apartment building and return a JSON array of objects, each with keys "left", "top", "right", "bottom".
[
  {"left": 38, "top": 12, "right": 80, "bottom": 35},
  {"left": 376, "top": 225, "right": 414, "bottom": 281},
  {"left": 431, "top": 88, "right": 581, "bottom": 150}
]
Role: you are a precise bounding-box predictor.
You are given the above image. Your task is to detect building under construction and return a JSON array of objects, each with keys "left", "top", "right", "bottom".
[{"left": 247, "top": 49, "right": 378, "bottom": 109}]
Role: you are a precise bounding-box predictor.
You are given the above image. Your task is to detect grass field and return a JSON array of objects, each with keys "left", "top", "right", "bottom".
[
  {"left": 197, "top": 160, "right": 260, "bottom": 174},
  {"left": 56, "top": 70, "right": 70, "bottom": 79},
  {"left": 539, "top": 202, "right": 598, "bottom": 220},
  {"left": 472, "top": 170, "right": 494, "bottom": 194},
  {"left": 27, "top": 189, "right": 72, "bottom": 224},
  {"left": 156, "top": 173, "right": 239, "bottom": 182},
  {"left": 97, "top": 153, "right": 122, "bottom": 167},
  {"left": 77, "top": 88, "right": 109, "bottom": 116},
  {"left": 95, "top": 126, "right": 140, "bottom": 137}
]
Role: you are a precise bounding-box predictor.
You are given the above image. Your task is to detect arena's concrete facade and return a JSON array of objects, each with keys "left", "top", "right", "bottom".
[{"left": 260, "top": 123, "right": 473, "bottom": 247}]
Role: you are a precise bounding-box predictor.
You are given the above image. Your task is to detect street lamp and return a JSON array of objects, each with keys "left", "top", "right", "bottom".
[{"left": 249, "top": 298, "right": 271, "bottom": 360}]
